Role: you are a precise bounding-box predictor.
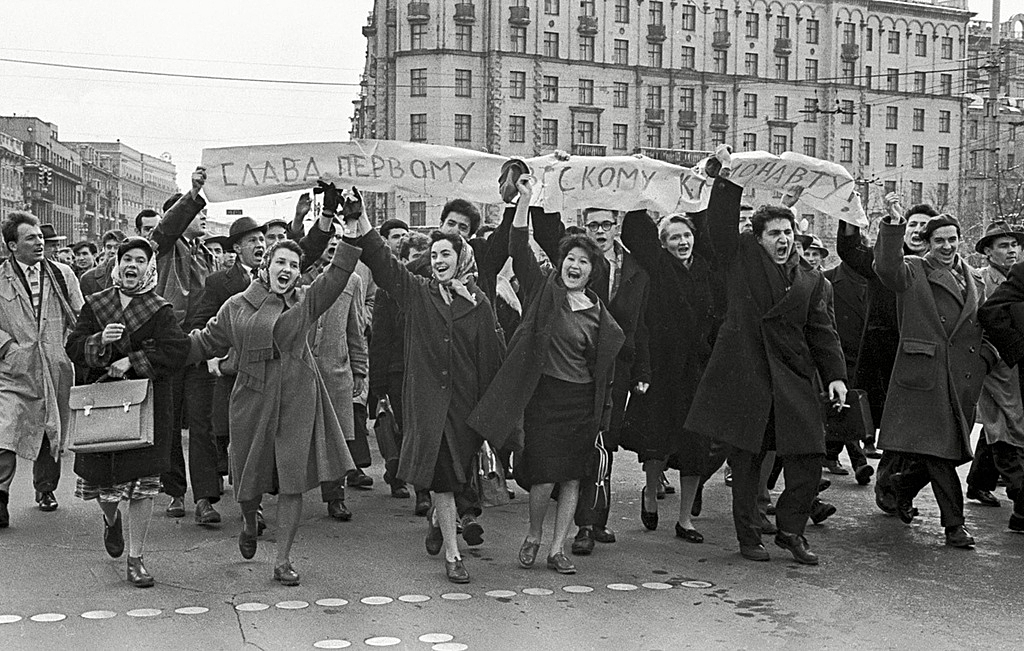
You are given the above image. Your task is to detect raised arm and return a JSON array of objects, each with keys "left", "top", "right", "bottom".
[
  {"left": 704, "top": 177, "right": 743, "bottom": 266},
  {"left": 872, "top": 218, "right": 914, "bottom": 294},
  {"left": 297, "top": 217, "right": 335, "bottom": 273},
  {"left": 151, "top": 167, "right": 206, "bottom": 258},
  {"left": 353, "top": 227, "right": 425, "bottom": 309},
  {"left": 531, "top": 209, "right": 565, "bottom": 268},
  {"left": 294, "top": 241, "right": 361, "bottom": 327},
  {"left": 836, "top": 222, "right": 878, "bottom": 280},
  {"left": 509, "top": 176, "right": 546, "bottom": 299},
  {"left": 619, "top": 210, "right": 662, "bottom": 274},
  {"left": 288, "top": 193, "right": 312, "bottom": 242}
]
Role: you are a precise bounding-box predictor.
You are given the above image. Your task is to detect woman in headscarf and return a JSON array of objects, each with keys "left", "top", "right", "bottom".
[
  {"left": 470, "top": 177, "right": 624, "bottom": 576},
  {"left": 66, "top": 237, "right": 190, "bottom": 588},
  {"left": 186, "top": 209, "right": 360, "bottom": 587},
  {"left": 346, "top": 196, "right": 505, "bottom": 585}
]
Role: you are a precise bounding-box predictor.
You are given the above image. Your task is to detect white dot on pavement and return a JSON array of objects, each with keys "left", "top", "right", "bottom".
[
  {"left": 315, "top": 599, "right": 349, "bottom": 607},
  {"left": 365, "top": 637, "right": 402, "bottom": 647},
  {"left": 522, "top": 588, "right": 553, "bottom": 596},
  {"left": 360, "top": 596, "right": 393, "bottom": 605},
  {"left": 0, "top": 615, "right": 23, "bottom": 624},
  {"left": 562, "top": 585, "right": 594, "bottom": 594},
  {"left": 642, "top": 582, "right": 673, "bottom": 590},
  {"left": 398, "top": 594, "right": 430, "bottom": 603},
  {"left": 276, "top": 601, "right": 309, "bottom": 610},
  {"left": 30, "top": 613, "right": 66, "bottom": 623},
  {"left": 679, "top": 580, "right": 713, "bottom": 589},
  {"left": 432, "top": 643, "right": 469, "bottom": 651},
  {"left": 126, "top": 609, "right": 161, "bottom": 618},
  {"left": 235, "top": 602, "right": 270, "bottom": 612},
  {"left": 313, "top": 640, "right": 352, "bottom": 649},
  {"left": 440, "top": 593, "right": 472, "bottom": 601},
  {"left": 419, "top": 634, "right": 454, "bottom": 643},
  {"left": 81, "top": 610, "right": 117, "bottom": 620},
  {"left": 174, "top": 607, "right": 209, "bottom": 615},
  {"left": 485, "top": 590, "right": 516, "bottom": 598},
  {"left": 607, "top": 583, "right": 639, "bottom": 591}
]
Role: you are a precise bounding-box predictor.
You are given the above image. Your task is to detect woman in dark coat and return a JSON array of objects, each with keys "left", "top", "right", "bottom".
[
  {"left": 470, "top": 177, "right": 624, "bottom": 575},
  {"left": 348, "top": 204, "right": 505, "bottom": 585},
  {"left": 66, "top": 237, "right": 190, "bottom": 588},
  {"left": 620, "top": 210, "right": 723, "bottom": 542}
]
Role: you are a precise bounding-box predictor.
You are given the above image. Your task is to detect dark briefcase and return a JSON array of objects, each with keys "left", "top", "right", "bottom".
[{"left": 821, "top": 389, "right": 874, "bottom": 443}]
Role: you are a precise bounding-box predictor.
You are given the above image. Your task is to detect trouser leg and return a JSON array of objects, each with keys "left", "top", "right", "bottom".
[
  {"left": 921, "top": 455, "right": 965, "bottom": 528},
  {"left": 757, "top": 451, "right": 776, "bottom": 516},
  {"left": 161, "top": 367, "right": 187, "bottom": 498},
  {"left": 966, "top": 430, "right": 999, "bottom": 492},
  {"left": 846, "top": 440, "right": 868, "bottom": 469},
  {"left": 728, "top": 445, "right": 765, "bottom": 548},
  {"left": 0, "top": 449, "right": 16, "bottom": 494},
  {"left": 875, "top": 449, "right": 906, "bottom": 495},
  {"left": 825, "top": 441, "right": 843, "bottom": 463},
  {"left": 892, "top": 453, "right": 931, "bottom": 500},
  {"left": 347, "top": 403, "right": 372, "bottom": 468},
  {"left": 990, "top": 441, "right": 1024, "bottom": 510},
  {"left": 212, "top": 375, "right": 235, "bottom": 477},
  {"left": 775, "top": 454, "right": 822, "bottom": 537},
  {"left": 185, "top": 364, "right": 220, "bottom": 504},
  {"left": 320, "top": 480, "right": 345, "bottom": 502},
  {"left": 32, "top": 435, "right": 60, "bottom": 494}
]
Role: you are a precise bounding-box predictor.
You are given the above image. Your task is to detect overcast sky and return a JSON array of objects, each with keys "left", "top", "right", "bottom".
[{"left": 0, "top": 0, "right": 999, "bottom": 222}]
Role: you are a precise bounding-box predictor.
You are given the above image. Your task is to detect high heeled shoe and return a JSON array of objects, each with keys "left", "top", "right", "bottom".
[
  {"left": 641, "top": 487, "right": 658, "bottom": 531},
  {"left": 518, "top": 537, "right": 541, "bottom": 568},
  {"left": 127, "top": 556, "right": 154, "bottom": 588}
]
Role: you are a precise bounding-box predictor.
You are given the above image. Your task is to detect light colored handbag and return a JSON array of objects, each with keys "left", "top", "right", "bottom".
[{"left": 68, "top": 377, "right": 154, "bottom": 453}]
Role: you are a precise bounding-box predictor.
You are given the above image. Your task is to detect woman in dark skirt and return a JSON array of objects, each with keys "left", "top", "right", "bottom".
[
  {"left": 470, "top": 177, "right": 624, "bottom": 575},
  {"left": 620, "top": 210, "right": 724, "bottom": 542},
  {"left": 347, "top": 201, "right": 505, "bottom": 585},
  {"left": 66, "top": 237, "right": 190, "bottom": 587}
]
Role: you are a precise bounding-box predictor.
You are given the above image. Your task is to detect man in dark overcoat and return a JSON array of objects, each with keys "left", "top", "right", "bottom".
[
  {"left": 874, "top": 212, "right": 994, "bottom": 548},
  {"left": 685, "top": 178, "right": 847, "bottom": 565}
]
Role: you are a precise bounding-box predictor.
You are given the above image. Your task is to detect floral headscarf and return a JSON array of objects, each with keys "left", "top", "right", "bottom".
[
  {"left": 111, "top": 247, "right": 158, "bottom": 296},
  {"left": 437, "top": 236, "right": 478, "bottom": 306}
]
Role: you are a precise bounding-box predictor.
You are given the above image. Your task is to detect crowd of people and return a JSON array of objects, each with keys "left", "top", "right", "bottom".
[{"left": 2, "top": 146, "right": 1023, "bottom": 589}]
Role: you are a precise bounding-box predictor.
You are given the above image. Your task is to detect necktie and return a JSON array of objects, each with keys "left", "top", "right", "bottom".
[
  {"left": 27, "top": 265, "right": 41, "bottom": 315},
  {"left": 251, "top": 267, "right": 260, "bottom": 281}
]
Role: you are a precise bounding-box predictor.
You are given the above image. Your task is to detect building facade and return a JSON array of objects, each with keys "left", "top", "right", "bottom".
[
  {"left": 75, "top": 143, "right": 120, "bottom": 241},
  {"left": 0, "top": 131, "right": 26, "bottom": 224},
  {"left": 354, "top": 0, "right": 970, "bottom": 234}
]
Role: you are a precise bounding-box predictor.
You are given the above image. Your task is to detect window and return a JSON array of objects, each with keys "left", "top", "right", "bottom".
[
  {"left": 887, "top": 68, "right": 899, "bottom": 92},
  {"left": 409, "top": 201, "right": 426, "bottom": 227},
  {"left": 915, "top": 34, "right": 927, "bottom": 57},
  {"left": 614, "top": 39, "right": 629, "bottom": 64},
  {"left": 1009, "top": 153, "right": 1016, "bottom": 169},
  {"left": 544, "top": 32, "right": 560, "bottom": 57},
  {"left": 775, "top": 56, "right": 789, "bottom": 80},
  {"left": 803, "top": 98, "right": 818, "bottom": 123},
  {"left": 841, "top": 61, "right": 855, "bottom": 84},
  {"left": 510, "top": 71, "right": 526, "bottom": 99},
  {"left": 939, "top": 110, "right": 951, "bottom": 133},
  {"left": 885, "top": 143, "right": 897, "bottom": 167},
  {"left": 774, "top": 96, "right": 788, "bottom": 120},
  {"left": 913, "top": 72, "right": 926, "bottom": 93},
  {"left": 941, "top": 36, "right": 953, "bottom": 60},
  {"left": 713, "top": 50, "right": 727, "bottom": 74},
  {"left": 861, "top": 142, "right": 871, "bottom": 165},
  {"left": 777, "top": 16, "right": 790, "bottom": 39},
  {"left": 455, "top": 25, "right": 472, "bottom": 51},
  {"left": 645, "top": 125, "right": 662, "bottom": 148},
  {"left": 614, "top": 0, "right": 629, "bottom": 23},
  {"left": 681, "top": 47, "right": 695, "bottom": 69},
  {"left": 543, "top": 76, "right": 559, "bottom": 102},
  {"left": 410, "top": 69, "right": 427, "bottom": 97},
  {"left": 746, "top": 12, "right": 759, "bottom": 38},
  {"left": 580, "top": 0, "right": 595, "bottom": 16},
  {"left": 969, "top": 120, "right": 978, "bottom": 139},
  {"left": 542, "top": 119, "right": 558, "bottom": 146},
  {"left": 865, "top": 65, "right": 873, "bottom": 88},
  {"left": 912, "top": 109, "right": 925, "bottom": 131},
  {"left": 679, "top": 129, "right": 694, "bottom": 149},
  {"left": 455, "top": 69, "right": 472, "bottom": 97},
  {"left": 511, "top": 27, "right": 527, "bottom": 53},
  {"left": 938, "top": 147, "right": 950, "bottom": 170},
  {"left": 613, "top": 124, "right": 628, "bottom": 151},
  {"left": 805, "top": 59, "right": 818, "bottom": 81},
  {"left": 714, "top": 8, "right": 728, "bottom": 32},
  {"left": 909, "top": 181, "right": 922, "bottom": 205},
  {"left": 649, "top": 1, "right": 664, "bottom": 25},
  {"left": 743, "top": 133, "right": 757, "bottom": 150},
  {"left": 842, "top": 23, "right": 856, "bottom": 45},
  {"left": 613, "top": 82, "right": 629, "bottom": 108},
  {"left": 1011, "top": 125, "right": 1018, "bottom": 141},
  {"left": 680, "top": 87, "right": 695, "bottom": 112},
  {"left": 884, "top": 180, "right": 897, "bottom": 195},
  {"left": 509, "top": 115, "right": 526, "bottom": 143},
  {"left": 579, "top": 78, "right": 594, "bottom": 105},
  {"left": 888, "top": 30, "right": 900, "bottom": 54},
  {"left": 911, "top": 145, "right": 924, "bottom": 168},
  {"left": 743, "top": 93, "right": 758, "bottom": 118},
  {"left": 970, "top": 151, "right": 979, "bottom": 169},
  {"left": 840, "top": 139, "right": 853, "bottom": 163},
  {"left": 806, "top": 19, "right": 820, "bottom": 44},
  {"left": 576, "top": 120, "right": 595, "bottom": 144},
  {"left": 681, "top": 5, "right": 696, "bottom": 31},
  {"left": 647, "top": 85, "right": 663, "bottom": 109},
  {"left": 411, "top": 23, "right": 426, "bottom": 49},
  {"left": 862, "top": 104, "right": 871, "bottom": 127},
  {"left": 865, "top": 28, "right": 873, "bottom": 51},
  {"left": 649, "top": 42, "right": 664, "bottom": 67},
  {"left": 544, "top": 0, "right": 560, "bottom": 14},
  {"left": 937, "top": 183, "right": 948, "bottom": 207},
  {"left": 804, "top": 137, "right": 818, "bottom": 157},
  {"left": 410, "top": 113, "right": 427, "bottom": 142},
  {"left": 580, "top": 36, "right": 595, "bottom": 61},
  {"left": 454, "top": 114, "right": 471, "bottom": 142},
  {"left": 712, "top": 90, "right": 727, "bottom": 115},
  {"left": 940, "top": 74, "right": 952, "bottom": 95},
  {"left": 886, "top": 106, "right": 898, "bottom": 129},
  {"left": 771, "top": 134, "right": 788, "bottom": 155},
  {"left": 745, "top": 53, "right": 759, "bottom": 76}
]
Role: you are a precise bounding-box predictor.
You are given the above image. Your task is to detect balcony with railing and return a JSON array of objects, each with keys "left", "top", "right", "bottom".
[
  {"left": 578, "top": 15, "right": 598, "bottom": 35},
  {"left": 710, "top": 113, "right": 729, "bottom": 130},
  {"left": 645, "top": 108, "right": 666, "bottom": 124},
  {"left": 647, "top": 24, "right": 666, "bottom": 42},
  {"left": 713, "top": 31, "right": 731, "bottom": 49},
  {"left": 677, "top": 110, "right": 697, "bottom": 127},
  {"left": 774, "top": 37, "right": 792, "bottom": 55},
  {"left": 572, "top": 143, "right": 607, "bottom": 156},
  {"left": 454, "top": 2, "right": 475, "bottom": 23},
  {"left": 841, "top": 43, "right": 860, "bottom": 61},
  {"left": 509, "top": 5, "right": 530, "bottom": 25},
  {"left": 407, "top": 2, "right": 430, "bottom": 24},
  {"left": 639, "top": 147, "right": 712, "bottom": 167}
]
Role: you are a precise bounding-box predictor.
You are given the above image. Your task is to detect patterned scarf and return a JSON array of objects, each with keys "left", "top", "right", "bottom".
[
  {"left": 111, "top": 254, "right": 158, "bottom": 296},
  {"left": 255, "top": 241, "right": 301, "bottom": 296},
  {"left": 87, "top": 285, "right": 169, "bottom": 356},
  {"left": 437, "top": 237, "right": 478, "bottom": 306}
]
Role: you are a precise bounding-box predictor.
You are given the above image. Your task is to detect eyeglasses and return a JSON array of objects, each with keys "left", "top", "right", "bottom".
[{"left": 586, "top": 221, "right": 617, "bottom": 232}]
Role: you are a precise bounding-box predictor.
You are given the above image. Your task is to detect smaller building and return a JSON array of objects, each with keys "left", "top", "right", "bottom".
[{"left": 0, "top": 131, "right": 26, "bottom": 223}]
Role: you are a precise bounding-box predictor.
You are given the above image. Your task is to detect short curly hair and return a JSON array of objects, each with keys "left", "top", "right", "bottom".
[{"left": 751, "top": 205, "right": 796, "bottom": 238}]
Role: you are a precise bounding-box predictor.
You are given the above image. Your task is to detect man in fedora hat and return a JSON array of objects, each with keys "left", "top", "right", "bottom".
[
  {"left": 966, "top": 221, "right": 1024, "bottom": 508},
  {"left": 39, "top": 224, "right": 66, "bottom": 261},
  {"left": 203, "top": 234, "right": 230, "bottom": 271}
]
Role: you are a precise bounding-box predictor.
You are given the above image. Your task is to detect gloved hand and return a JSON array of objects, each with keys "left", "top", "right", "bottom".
[{"left": 340, "top": 186, "right": 363, "bottom": 221}]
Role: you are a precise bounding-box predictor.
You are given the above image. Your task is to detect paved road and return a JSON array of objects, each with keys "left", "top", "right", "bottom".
[{"left": 1, "top": 429, "right": 1021, "bottom": 651}]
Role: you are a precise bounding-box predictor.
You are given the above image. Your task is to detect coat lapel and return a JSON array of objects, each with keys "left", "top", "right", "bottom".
[
  {"left": 763, "top": 261, "right": 813, "bottom": 320},
  {"left": 3, "top": 260, "right": 35, "bottom": 320},
  {"left": 950, "top": 261, "right": 981, "bottom": 335}
]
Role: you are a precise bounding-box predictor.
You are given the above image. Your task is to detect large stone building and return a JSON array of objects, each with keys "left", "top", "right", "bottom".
[
  {"left": 74, "top": 143, "right": 120, "bottom": 241},
  {"left": 353, "top": 0, "right": 971, "bottom": 230},
  {"left": 0, "top": 131, "right": 26, "bottom": 224}
]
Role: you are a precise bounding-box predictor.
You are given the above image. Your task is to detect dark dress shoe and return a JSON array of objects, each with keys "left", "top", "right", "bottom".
[
  {"left": 810, "top": 499, "right": 837, "bottom": 525},
  {"left": 874, "top": 488, "right": 897, "bottom": 515},
  {"left": 571, "top": 529, "right": 594, "bottom": 555},
  {"left": 854, "top": 464, "right": 874, "bottom": 486},
  {"left": 104, "top": 511, "right": 124, "bottom": 558},
  {"left": 36, "top": 491, "right": 58, "bottom": 512},
  {"left": 546, "top": 551, "right": 577, "bottom": 574},
  {"left": 238, "top": 527, "right": 258, "bottom": 559},
  {"left": 1008, "top": 512, "right": 1024, "bottom": 532},
  {"left": 127, "top": 556, "right": 155, "bottom": 588},
  {"left": 346, "top": 469, "right": 374, "bottom": 489},
  {"left": 660, "top": 472, "right": 675, "bottom": 494},
  {"left": 818, "top": 479, "right": 831, "bottom": 493},
  {"left": 944, "top": 525, "right": 976, "bottom": 548},
  {"left": 824, "top": 460, "right": 850, "bottom": 476},
  {"left": 691, "top": 484, "right": 703, "bottom": 518},
  {"left": 0, "top": 491, "right": 9, "bottom": 528},
  {"left": 165, "top": 497, "right": 185, "bottom": 518},
  {"left": 966, "top": 487, "right": 1001, "bottom": 507},
  {"left": 195, "top": 499, "right": 221, "bottom": 524},
  {"left": 895, "top": 491, "right": 917, "bottom": 524},
  {"left": 274, "top": 562, "right": 300, "bottom": 586},
  {"left": 675, "top": 522, "right": 704, "bottom": 543},
  {"left": 863, "top": 443, "right": 882, "bottom": 459},
  {"left": 391, "top": 485, "right": 410, "bottom": 499},
  {"left": 775, "top": 532, "right": 819, "bottom": 565},
  {"left": 759, "top": 515, "right": 778, "bottom": 535},
  {"left": 445, "top": 558, "right": 470, "bottom": 584},
  {"left": 425, "top": 511, "right": 443, "bottom": 556},
  {"left": 740, "top": 543, "right": 770, "bottom": 561},
  {"left": 327, "top": 499, "right": 352, "bottom": 521},
  {"left": 518, "top": 537, "right": 541, "bottom": 567},
  {"left": 414, "top": 492, "right": 432, "bottom": 517},
  {"left": 591, "top": 526, "right": 616, "bottom": 543},
  {"left": 641, "top": 487, "right": 658, "bottom": 531},
  {"left": 461, "top": 515, "right": 484, "bottom": 546}
]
